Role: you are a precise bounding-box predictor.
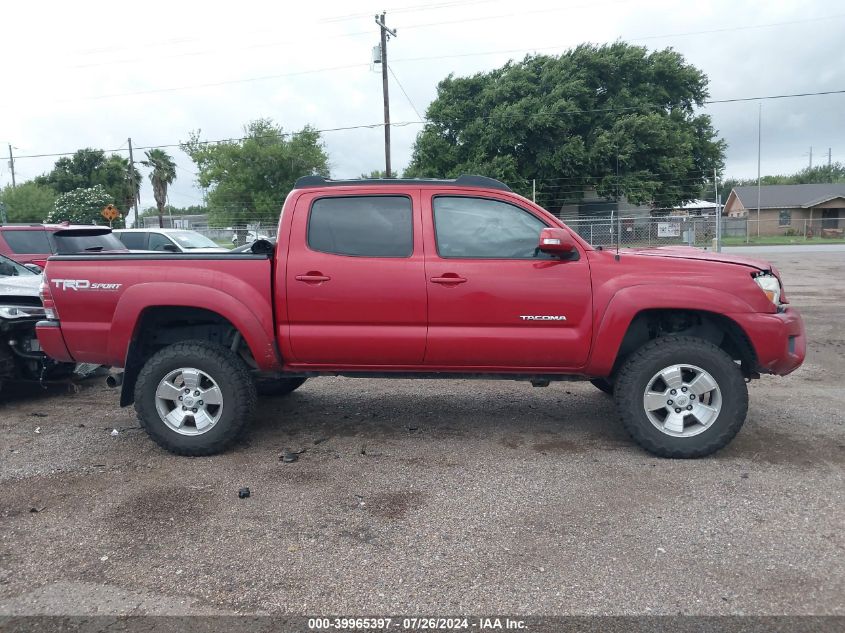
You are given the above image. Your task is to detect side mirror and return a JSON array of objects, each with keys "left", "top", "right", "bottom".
[
  {"left": 24, "top": 263, "right": 43, "bottom": 273},
  {"left": 162, "top": 243, "right": 179, "bottom": 252},
  {"left": 538, "top": 228, "right": 575, "bottom": 255}
]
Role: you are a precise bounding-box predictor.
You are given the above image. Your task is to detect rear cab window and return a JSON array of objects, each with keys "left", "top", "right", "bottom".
[
  {"left": 50, "top": 231, "right": 127, "bottom": 254},
  {"left": 307, "top": 196, "right": 413, "bottom": 257},
  {"left": 0, "top": 229, "right": 51, "bottom": 254}
]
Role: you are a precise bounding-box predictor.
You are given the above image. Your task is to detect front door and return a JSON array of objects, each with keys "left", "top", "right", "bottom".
[
  {"left": 284, "top": 191, "right": 427, "bottom": 366},
  {"left": 422, "top": 194, "right": 592, "bottom": 369}
]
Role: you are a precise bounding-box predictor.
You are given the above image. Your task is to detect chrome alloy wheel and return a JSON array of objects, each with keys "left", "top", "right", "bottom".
[
  {"left": 154, "top": 367, "right": 223, "bottom": 435},
  {"left": 642, "top": 364, "right": 722, "bottom": 438}
]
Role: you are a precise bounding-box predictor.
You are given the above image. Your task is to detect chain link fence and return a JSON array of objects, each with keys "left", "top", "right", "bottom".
[
  {"left": 564, "top": 215, "right": 718, "bottom": 248},
  {"left": 190, "top": 214, "right": 844, "bottom": 250}
]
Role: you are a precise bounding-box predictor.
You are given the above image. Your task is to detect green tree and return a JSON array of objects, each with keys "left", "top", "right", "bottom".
[
  {"left": 0, "top": 181, "right": 57, "bottom": 222},
  {"left": 36, "top": 148, "right": 140, "bottom": 215},
  {"left": 359, "top": 170, "right": 390, "bottom": 179},
  {"left": 182, "top": 119, "right": 329, "bottom": 226},
  {"left": 141, "top": 149, "right": 177, "bottom": 228},
  {"left": 46, "top": 185, "right": 115, "bottom": 225},
  {"left": 720, "top": 162, "right": 845, "bottom": 195},
  {"left": 405, "top": 42, "right": 726, "bottom": 210}
]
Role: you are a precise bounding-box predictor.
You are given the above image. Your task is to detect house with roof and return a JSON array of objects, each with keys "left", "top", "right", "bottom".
[{"left": 723, "top": 184, "right": 845, "bottom": 236}]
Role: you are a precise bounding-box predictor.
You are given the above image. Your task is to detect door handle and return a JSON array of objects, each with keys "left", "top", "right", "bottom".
[
  {"left": 295, "top": 273, "right": 331, "bottom": 283},
  {"left": 430, "top": 274, "right": 467, "bottom": 285}
]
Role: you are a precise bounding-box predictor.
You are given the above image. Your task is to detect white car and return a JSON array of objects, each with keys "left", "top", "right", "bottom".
[{"left": 113, "top": 229, "right": 229, "bottom": 253}]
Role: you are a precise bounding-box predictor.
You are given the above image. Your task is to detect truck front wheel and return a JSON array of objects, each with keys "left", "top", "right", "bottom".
[
  {"left": 134, "top": 340, "right": 256, "bottom": 456},
  {"left": 613, "top": 336, "right": 748, "bottom": 458}
]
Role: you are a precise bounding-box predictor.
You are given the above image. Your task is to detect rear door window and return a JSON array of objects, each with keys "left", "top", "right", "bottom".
[
  {"left": 0, "top": 229, "right": 51, "bottom": 254},
  {"left": 308, "top": 196, "right": 413, "bottom": 257},
  {"left": 116, "top": 232, "right": 148, "bottom": 249}
]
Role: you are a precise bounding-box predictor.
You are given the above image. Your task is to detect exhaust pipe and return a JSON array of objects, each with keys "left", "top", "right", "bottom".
[{"left": 106, "top": 373, "right": 124, "bottom": 388}]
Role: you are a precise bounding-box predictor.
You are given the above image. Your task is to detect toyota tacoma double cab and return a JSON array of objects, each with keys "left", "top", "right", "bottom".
[{"left": 36, "top": 176, "right": 805, "bottom": 458}]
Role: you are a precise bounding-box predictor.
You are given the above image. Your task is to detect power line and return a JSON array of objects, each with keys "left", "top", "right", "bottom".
[
  {"left": 7, "top": 89, "right": 844, "bottom": 162},
  {"left": 388, "top": 65, "right": 425, "bottom": 121}
]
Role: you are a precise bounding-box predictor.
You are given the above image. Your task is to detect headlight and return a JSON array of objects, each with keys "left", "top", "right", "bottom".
[
  {"left": 0, "top": 306, "right": 47, "bottom": 319},
  {"left": 753, "top": 273, "right": 781, "bottom": 306}
]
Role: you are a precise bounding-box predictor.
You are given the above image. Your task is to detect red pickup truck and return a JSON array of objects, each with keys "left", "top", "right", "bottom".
[{"left": 36, "top": 176, "right": 805, "bottom": 458}]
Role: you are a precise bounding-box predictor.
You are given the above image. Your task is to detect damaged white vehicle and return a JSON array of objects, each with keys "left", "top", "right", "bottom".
[{"left": 0, "top": 254, "right": 92, "bottom": 393}]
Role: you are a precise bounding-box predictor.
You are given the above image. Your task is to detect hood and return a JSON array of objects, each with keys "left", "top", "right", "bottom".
[
  {"left": 0, "top": 274, "right": 41, "bottom": 298},
  {"left": 622, "top": 246, "right": 771, "bottom": 272}
]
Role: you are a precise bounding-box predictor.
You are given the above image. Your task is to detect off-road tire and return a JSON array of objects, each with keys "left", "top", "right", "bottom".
[
  {"left": 134, "top": 340, "right": 256, "bottom": 456},
  {"left": 590, "top": 378, "right": 614, "bottom": 395},
  {"left": 613, "top": 335, "right": 748, "bottom": 458},
  {"left": 256, "top": 376, "right": 307, "bottom": 397}
]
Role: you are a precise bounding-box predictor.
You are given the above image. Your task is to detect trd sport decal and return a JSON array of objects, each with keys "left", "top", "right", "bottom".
[{"left": 51, "top": 279, "right": 122, "bottom": 291}]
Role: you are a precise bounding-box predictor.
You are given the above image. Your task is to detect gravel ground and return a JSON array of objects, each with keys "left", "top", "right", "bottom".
[{"left": 0, "top": 251, "right": 842, "bottom": 616}]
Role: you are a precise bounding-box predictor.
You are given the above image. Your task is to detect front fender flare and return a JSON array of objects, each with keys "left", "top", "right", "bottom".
[{"left": 584, "top": 284, "right": 757, "bottom": 376}]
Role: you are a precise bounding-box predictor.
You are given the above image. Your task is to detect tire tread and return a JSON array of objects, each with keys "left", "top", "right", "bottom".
[{"left": 134, "top": 340, "right": 256, "bottom": 456}]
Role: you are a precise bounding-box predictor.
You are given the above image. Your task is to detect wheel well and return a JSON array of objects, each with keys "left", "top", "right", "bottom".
[
  {"left": 120, "top": 306, "right": 253, "bottom": 407},
  {"left": 612, "top": 309, "right": 758, "bottom": 379}
]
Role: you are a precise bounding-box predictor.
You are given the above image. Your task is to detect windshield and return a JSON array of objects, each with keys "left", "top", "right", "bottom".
[
  {"left": 0, "top": 254, "right": 36, "bottom": 277},
  {"left": 168, "top": 231, "right": 220, "bottom": 249}
]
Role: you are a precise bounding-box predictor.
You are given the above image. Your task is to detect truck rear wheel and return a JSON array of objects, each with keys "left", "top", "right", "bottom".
[
  {"left": 613, "top": 335, "right": 748, "bottom": 458},
  {"left": 134, "top": 340, "right": 256, "bottom": 456},
  {"left": 256, "top": 376, "right": 307, "bottom": 397}
]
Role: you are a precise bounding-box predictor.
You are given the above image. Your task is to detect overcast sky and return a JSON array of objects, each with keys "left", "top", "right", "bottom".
[{"left": 1, "top": 0, "right": 843, "bottom": 217}]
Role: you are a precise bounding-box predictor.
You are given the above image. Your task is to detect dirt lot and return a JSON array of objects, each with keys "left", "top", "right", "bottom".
[{"left": 1, "top": 250, "right": 843, "bottom": 616}]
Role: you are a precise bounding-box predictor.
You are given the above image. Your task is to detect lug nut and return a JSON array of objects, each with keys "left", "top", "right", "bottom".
[
  {"left": 690, "top": 394, "right": 696, "bottom": 400},
  {"left": 184, "top": 388, "right": 190, "bottom": 394},
  {"left": 178, "top": 395, "right": 183, "bottom": 401},
  {"left": 681, "top": 387, "right": 688, "bottom": 392},
  {"left": 192, "top": 408, "right": 198, "bottom": 413},
  {"left": 670, "top": 389, "right": 677, "bottom": 395},
  {"left": 198, "top": 400, "right": 203, "bottom": 405},
  {"left": 182, "top": 406, "right": 187, "bottom": 411},
  {"left": 667, "top": 399, "right": 674, "bottom": 405},
  {"left": 675, "top": 408, "right": 682, "bottom": 413},
  {"left": 194, "top": 390, "right": 200, "bottom": 396},
  {"left": 687, "top": 405, "right": 693, "bottom": 411}
]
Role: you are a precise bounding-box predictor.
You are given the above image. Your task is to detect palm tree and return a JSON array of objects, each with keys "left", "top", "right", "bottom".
[{"left": 141, "top": 149, "right": 177, "bottom": 228}]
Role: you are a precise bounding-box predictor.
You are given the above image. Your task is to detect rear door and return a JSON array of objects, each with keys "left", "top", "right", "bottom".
[
  {"left": 422, "top": 193, "right": 592, "bottom": 369},
  {"left": 283, "top": 189, "right": 427, "bottom": 366}
]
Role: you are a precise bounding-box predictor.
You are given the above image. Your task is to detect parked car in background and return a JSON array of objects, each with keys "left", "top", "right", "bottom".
[
  {"left": 0, "top": 254, "right": 77, "bottom": 393},
  {"left": 114, "top": 229, "right": 229, "bottom": 253},
  {"left": 0, "top": 224, "right": 128, "bottom": 267}
]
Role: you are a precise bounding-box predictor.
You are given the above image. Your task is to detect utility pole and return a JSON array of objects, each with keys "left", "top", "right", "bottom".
[
  {"left": 714, "top": 168, "right": 722, "bottom": 252},
  {"left": 756, "top": 103, "right": 762, "bottom": 239},
  {"left": 127, "top": 138, "right": 139, "bottom": 228},
  {"left": 375, "top": 12, "right": 397, "bottom": 178},
  {"left": 7, "top": 144, "right": 15, "bottom": 188}
]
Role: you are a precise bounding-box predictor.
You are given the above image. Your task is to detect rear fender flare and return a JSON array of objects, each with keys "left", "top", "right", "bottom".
[{"left": 108, "top": 282, "right": 281, "bottom": 371}]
